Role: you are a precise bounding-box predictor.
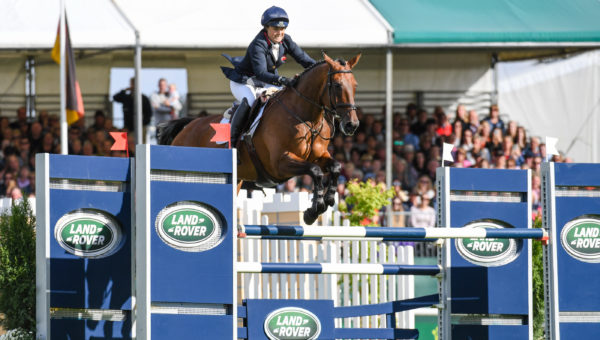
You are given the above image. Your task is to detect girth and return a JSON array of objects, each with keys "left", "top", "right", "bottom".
[{"left": 242, "top": 135, "right": 282, "bottom": 188}]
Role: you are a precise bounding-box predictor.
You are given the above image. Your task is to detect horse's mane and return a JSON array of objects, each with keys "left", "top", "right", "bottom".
[
  {"left": 271, "top": 58, "right": 347, "bottom": 100},
  {"left": 296, "top": 58, "right": 347, "bottom": 81}
]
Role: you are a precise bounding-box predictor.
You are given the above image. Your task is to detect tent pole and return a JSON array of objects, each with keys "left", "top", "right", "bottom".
[
  {"left": 59, "top": 0, "right": 67, "bottom": 155},
  {"left": 134, "top": 36, "right": 142, "bottom": 145},
  {"left": 111, "top": 0, "right": 143, "bottom": 145},
  {"left": 385, "top": 48, "right": 393, "bottom": 227}
]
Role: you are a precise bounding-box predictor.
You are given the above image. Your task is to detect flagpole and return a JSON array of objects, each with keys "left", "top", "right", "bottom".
[{"left": 59, "top": 0, "right": 67, "bottom": 154}]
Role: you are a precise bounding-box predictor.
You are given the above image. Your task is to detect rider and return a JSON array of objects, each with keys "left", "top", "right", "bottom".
[{"left": 221, "top": 6, "right": 316, "bottom": 147}]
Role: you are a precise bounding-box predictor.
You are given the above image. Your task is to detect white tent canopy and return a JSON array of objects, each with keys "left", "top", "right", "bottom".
[
  {"left": 499, "top": 50, "right": 600, "bottom": 163},
  {"left": 1, "top": 0, "right": 391, "bottom": 50}
]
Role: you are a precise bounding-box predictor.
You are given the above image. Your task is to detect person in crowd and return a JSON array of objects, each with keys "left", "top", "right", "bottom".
[
  {"left": 389, "top": 196, "right": 406, "bottom": 228},
  {"left": 524, "top": 136, "right": 541, "bottom": 158},
  {"left": 220, "top": 5, "right": 315, "bottom": 148},
  {"left": 410, "top": 109, "right": 429, "bottom": 136},
  {"left": 454, "top": 147, "right": 472, "bottom": 168},
  {"left": 167, "top": 83, "right": 182, "bottom": 118},
  {"left": 16, "top": 166, "right": 32, "bottom": 196},
  {"left": 460, "top": 128, "right": 474, "bottom": 152},
  {"left": 453, "top": 104, "right": 469, "bottom": 131},
  {"left": 151, "top": 78, "right": 182, "bottom": 125},
  {"left": 412, "top": 175, "right": 435, "bottom": 201},
  {"left": 436, "top": 113, "right": 452, "bottom": 137},
  {"left": 467, "top": 109, "right": 480, "bottom": 134},
  {"left": 409, "top": 194, "right": 436, "bottom": 228},
  {"left": 506, "top": 120, "right": 518, "bottom": 141},
  {"left": 484, "top": 104, "right": 505, "bottom": 133},
  {"left": 113, "top": 77, "right": 153, "bottom": 134},
  {"left": 278, "top": 177, "right": 298, "bottom": 193},
  {"left": 515, "top": 126, "right": 528, "bottom": 149},
  {"left": 451, "top": 120, "right": 463, "bottom": 148},
  {"left": 88, "top": 110, "right": 107, "bottom": 133},
  {"left": 9, "top": 106, "right": 30, "bottom": 131}
]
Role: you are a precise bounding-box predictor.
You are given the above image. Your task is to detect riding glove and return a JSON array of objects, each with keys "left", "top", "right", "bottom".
[{"left": 278, "top": 76, "right": 295, "bottom": 87}]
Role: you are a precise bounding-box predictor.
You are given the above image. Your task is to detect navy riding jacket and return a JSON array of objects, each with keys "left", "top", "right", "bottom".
[{"left": 221, "top": 30, "right": 315, "bottom": 86}]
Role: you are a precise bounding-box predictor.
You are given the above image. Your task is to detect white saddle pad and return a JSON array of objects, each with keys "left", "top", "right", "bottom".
[{"left": 216, "top": 103, "right": 266, "bottom": 145}]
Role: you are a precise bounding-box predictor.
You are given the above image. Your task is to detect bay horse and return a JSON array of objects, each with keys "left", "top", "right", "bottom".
[{"left": 158, "top": 52, "right": 360, "bottom": 225}]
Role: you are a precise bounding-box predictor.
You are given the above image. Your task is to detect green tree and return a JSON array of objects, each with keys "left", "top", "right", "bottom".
[
  {"left": 532, "top": 216, "right": 545, "bottom": 339},
  {"left": 0, "top": 199, "right": 36, "bottom": 335},
  {"left": 339, "top": 179, "right": 395, "bottom": 226}
]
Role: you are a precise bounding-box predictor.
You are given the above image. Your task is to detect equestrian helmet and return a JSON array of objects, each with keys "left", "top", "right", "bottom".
[{"left": 261, "top": 6, "right": 289, "bottom": 27}]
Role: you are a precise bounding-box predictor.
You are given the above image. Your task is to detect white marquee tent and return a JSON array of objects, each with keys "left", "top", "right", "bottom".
[{"left": 499, "top": 50, "right": 600, "bottom": 162}]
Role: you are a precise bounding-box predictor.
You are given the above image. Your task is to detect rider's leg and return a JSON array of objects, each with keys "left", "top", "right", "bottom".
[
  {"left": 230, "top": 81, "right": 257, "bottom": 107},
  {"left": 229, "top": 97, "right": 251, "bottom": 149}
]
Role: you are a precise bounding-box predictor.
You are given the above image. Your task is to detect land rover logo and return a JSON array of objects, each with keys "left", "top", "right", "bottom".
[
  {"left": 455, "top": 222, "right": 519, "bottom": 267},
  {"left": 561, "top": 218, "right": 600, "bottom": 263},
  {"left": 155, "top": 201, "right": 223, "bottom": 252},
  {"left": 54, "top": 209, "right": 123, "bottom": 258},
  {"left": 264, "top": 307, "right": 321, "bottom": 340}
]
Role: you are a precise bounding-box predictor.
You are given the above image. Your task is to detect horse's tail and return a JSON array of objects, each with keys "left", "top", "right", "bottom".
[{"left": 156, "top": 117, "right": 196, "bottom": 145}]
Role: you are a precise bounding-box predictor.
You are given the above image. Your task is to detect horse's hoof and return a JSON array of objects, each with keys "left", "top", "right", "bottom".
[
  {"left": 303, "top": 209, "right": 318, "bottom": 225},
  {"left": 324, "top": 193, "right": 335, "bottom": 207},
  {"left": 315, "top": 199, "right": 327, "bottom": 214}
]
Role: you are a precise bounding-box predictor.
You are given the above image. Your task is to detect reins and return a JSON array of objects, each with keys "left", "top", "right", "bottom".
[{"left": 274, "top": 65, "right": 356, "bottom": 143}]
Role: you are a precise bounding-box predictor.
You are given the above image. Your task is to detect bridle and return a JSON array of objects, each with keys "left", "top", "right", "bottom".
[
  {"left": 274, "top": 64, "right": 357, "bottom": 141},
  {"left": 325, "top": 69, "right": 358, "bottom": 120},
  {"left": 289, "top": 67, "right": 357, "bottom": 120}
]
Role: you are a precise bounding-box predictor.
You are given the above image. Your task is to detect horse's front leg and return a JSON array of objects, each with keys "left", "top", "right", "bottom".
[
  {"left": 317, "top": 157, "right": 341, "bottom": 208},
  {"left": 277, "top": 154, "right": 326, "bottom": 225}
]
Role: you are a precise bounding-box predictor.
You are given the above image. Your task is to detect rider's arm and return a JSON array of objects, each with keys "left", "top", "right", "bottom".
[
  {"left": 249, "top": 42, "right": 281, "bottom": 85},
  {"left": 283, "top": 35, "right": 315, "bottom": 68}
]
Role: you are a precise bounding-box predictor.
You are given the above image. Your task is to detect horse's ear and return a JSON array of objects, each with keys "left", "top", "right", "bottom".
[
  {"left": 323, "top": 53, "right": 335, "bottom": 68},
  {"left": 347, "top": 53, "right": 362, "bottom": 69}
]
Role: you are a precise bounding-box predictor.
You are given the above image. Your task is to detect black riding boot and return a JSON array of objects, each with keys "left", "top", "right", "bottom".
[{"left": 230, "top": 98, "right": 251, "bottom": 161}]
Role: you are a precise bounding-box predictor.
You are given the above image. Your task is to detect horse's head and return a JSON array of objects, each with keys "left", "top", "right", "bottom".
[{"left": 323, "top": 52, "right": 361, "bottom": 136}]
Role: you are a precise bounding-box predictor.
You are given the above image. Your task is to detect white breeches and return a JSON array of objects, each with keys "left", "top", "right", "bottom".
[{"left": 230, "top": 80, "right": 280, "bottom": 107}]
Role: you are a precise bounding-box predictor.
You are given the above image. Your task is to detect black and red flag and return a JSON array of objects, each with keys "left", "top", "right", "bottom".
[{"left": 51, "top": 17, "right": 84, "bottom": 125}]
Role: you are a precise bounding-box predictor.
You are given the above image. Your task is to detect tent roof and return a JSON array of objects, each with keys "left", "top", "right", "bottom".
[
  {"left": 0, "top": 0, "right": 391, "bottom": 50},
  {"left": 370, "top": 0, "right": 600, "bottom": 46}
]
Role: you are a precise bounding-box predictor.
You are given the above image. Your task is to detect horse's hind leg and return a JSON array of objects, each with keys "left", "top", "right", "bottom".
[{"left": 277, "top": 154, "right": 326, "bottom": 225}]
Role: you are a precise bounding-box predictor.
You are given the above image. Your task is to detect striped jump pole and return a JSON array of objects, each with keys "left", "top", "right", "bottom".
[
  {"left": 237, "top": 262, "right": 441, "bottom": 276},
  {"left": 240, "top": 224, "right": 548, "bottom": 241}
]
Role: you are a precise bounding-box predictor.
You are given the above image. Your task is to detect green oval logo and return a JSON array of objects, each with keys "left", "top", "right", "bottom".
[
  {"left": 561, "top": 218, "right": 600, "bottom": 263},
  {"left": 54, "top": 210, "right": 122, "bottom": 258},
  {"left": 455, "top": 222, "right": 519, "bottom": 267},
  {"left": 155, "top": 201, "right": 223, "bottom": 252},
  {"left": 264, "top": 308, "right": 321, "bottom": 340}
]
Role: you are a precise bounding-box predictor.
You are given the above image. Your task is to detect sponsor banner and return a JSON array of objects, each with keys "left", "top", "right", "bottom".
[
  {"left": 455, "top": 221, "right": 520, "bottom": 267},
  {"left": 54, "top": 209, "right": 123, "bottom": 258},
  {"left": 561, "top": 217, "right": 600, "bottom": 263},
  {"left": 264, "top": 307, "right": 321, "bottom": 340},
  {"left": 155, "top": 201, "right": 224, "bottom": 252}
]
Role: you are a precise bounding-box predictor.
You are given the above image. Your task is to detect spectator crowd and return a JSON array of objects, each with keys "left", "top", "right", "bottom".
[
  {"left": 0, "top": 78, "right": 183, "bottom": 201},
  {"left": 0, "top": 92, "right": 569, "bottom": 226},
  {"left": 277, "top": 103, "right": 572, "bottom": 226}
]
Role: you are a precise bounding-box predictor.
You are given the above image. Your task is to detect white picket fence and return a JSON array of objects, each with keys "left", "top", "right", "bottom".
[
  {"left": 237, "top": 191, "right": 417, "bottom": 329},
  {"left": 0, "top": 197, "right": 36, "bottom": 215}
]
